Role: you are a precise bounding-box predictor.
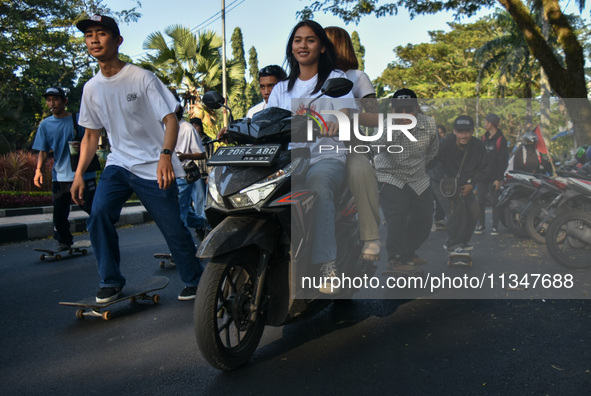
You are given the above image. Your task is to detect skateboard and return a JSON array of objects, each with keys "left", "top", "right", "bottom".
[
  {"left": 447, "top": 252, "right": 473, "bottom": 267},
  {"left": 154, "top": 253, "right": 175, "bottom": 268},
  {"left": 34, "top": 240, "right": 91, "bottom": 261},
  {"left": 59, "top": 276, "right": 169, "bottom": 320},
  {"left": 382, "top": 262, "right": 427, "bottom": 277}
]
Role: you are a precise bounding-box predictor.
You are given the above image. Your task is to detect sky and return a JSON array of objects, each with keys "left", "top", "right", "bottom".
[{"left": 107, "top": 0, "right": 588, "bottom": 82}]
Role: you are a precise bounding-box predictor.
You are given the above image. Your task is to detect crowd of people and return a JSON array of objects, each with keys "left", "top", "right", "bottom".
[{"left": 34, "top": 15, "right": 580, "bottom": 302}]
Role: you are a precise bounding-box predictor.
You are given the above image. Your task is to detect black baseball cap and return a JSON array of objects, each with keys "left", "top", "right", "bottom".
[
  {"left": 453, "top": 115, "right": 475, "bottom": 131},
  {"left": 42, "top": 87, "right": 66, "bottom": 99},
  {"left": 392, "top": 88, "right": 418, "bottom": 112},
  {"left": 392, "top": 88, "right": 417, "bottom": 100},
  {"left": 76, "top": 15, "right": 120, "bottom": 37}
]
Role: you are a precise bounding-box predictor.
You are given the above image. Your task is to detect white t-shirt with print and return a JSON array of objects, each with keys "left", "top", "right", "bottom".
[
  {"left": 79, "top": 63, "right": 183, "bottom": 180},
  {"left": 267, "top": 69, "right": 356, "bottom": 164}
]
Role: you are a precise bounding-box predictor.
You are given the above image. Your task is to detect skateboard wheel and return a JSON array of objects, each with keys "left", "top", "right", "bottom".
[
  {"left": 55, "top": 254, "right": 62, "bottom": 260},
  {"left": 40, "top": 254, "right": 45, "bottom": 261},
  {"left": 76, "top": 309, "right": 85, "bottom": 319},
  {"left": 102, "top": 311, "right": 112, "bottom": 320},
  {"left": 159, "top": 261, "right": 165, "bottom": 268},
  {"left": 82, "top": 249, "right": 88, "bottom": 255},
  {"left": 152, "top": 294, "right": 160, "bottom": 304},
  {"left": 68, "top": 249, "right": 73, "bottom": 255}
]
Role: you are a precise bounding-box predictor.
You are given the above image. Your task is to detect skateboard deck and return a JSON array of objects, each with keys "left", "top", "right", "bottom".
[
  {"left": 382, "top": 262, "right": 427, "bottom": 277},
  {"left": 59, "top": 276, "right": 169, "bottom": 320},
  {"left": 154, "top": 253, "right": 175, "bottom": 268},
  {"left": 447, "top": 253, "right": 473, "bottom": 267},
  {"left": 34, "top": 240, "right": 91, "bottom": 261}
]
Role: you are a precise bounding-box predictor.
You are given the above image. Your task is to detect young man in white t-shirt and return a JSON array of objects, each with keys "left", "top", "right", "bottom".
[
  {"left": 71, "top": 15, "right": 203, "bottom": 303},
  {"left": 245, "top": 65, "right": 287, "bottom": 119},
  {"left": 173, "top": 105, "right": 206, "bottom": 234}
]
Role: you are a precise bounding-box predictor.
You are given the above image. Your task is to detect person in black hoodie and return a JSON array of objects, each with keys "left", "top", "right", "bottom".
[
  {"left": 431, "top": 115, "right": 487, "bottom": 256},
  {"left": 474, "top": 113, "right": 509, "bottom": 236}
]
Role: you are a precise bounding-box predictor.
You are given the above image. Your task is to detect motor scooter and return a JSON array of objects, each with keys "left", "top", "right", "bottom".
[{"left": 193, "top": 79, "right": 372, "bottom": 370}]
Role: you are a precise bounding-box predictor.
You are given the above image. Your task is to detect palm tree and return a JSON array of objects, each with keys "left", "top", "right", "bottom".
[
  {"left": 140, "top": 25, "right": 245, "bottom": 128},
  {"left": 475, "top": 9, "right": 540, "bottom": 105}
]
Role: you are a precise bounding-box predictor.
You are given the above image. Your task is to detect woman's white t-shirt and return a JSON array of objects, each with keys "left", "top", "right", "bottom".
[
  {"left": 345, "top": 69, "right": 375, "bottom": 99},
  {"left": 267, "top": 69, "right": 356, "bottom": 164},
  {"left": 79, "top": 63, "right": 183, "bottom": 180}
]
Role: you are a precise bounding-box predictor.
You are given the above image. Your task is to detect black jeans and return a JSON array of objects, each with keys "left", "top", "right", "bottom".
[
  {"left": 445, "top": 192, "right": 480, "bottom": 249},
  {"left": 379, "top": 183, "right": 434, "bottom": 262},
  {"left": 52, "top": 179, "right": 96, "bottom": 245},
  {"left": 476, "top": 181, "right": 501, "bottom": 228}
]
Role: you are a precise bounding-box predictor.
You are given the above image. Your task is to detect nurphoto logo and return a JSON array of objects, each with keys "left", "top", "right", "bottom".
[{"left": 306, "top": 109, "right": 419, "bottom": 154}]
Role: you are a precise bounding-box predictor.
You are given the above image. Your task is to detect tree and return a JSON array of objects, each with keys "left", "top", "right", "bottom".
[
  {"left": 376, "top": 19, "right": 506, "bottom": 98},
  {"left": 228, "top": 27, "right": 247, "bottom": 118},
  {"left": 298, "top": 0, "right": 591, "bottom": 144},
  {"left": 475, "top": 9, "right": 541, "bottom": 123},
  {"left": 0, "top": 0, "right": 141, "bottom": 153},
  {"left": 351, "top": 31, "right": 365, "bottom": 71},
  {"left": 245, "top": 46, "right": 262, "bottom": 110},
  {"left": 140, "top": 26, "right": 245, "bottom": 128}
]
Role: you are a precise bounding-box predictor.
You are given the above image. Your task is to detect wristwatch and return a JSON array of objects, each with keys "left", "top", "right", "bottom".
[{"left": 160, "top": 149, "right": 172, "bottom": 155}]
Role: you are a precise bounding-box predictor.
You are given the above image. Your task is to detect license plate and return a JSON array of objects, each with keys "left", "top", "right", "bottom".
[{"left": 208, "top": 144, "right": 281, "bottom": 166}]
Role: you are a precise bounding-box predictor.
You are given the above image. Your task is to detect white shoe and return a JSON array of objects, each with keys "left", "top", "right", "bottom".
[
  {"left": 319, "top": 261, "right": 339, "bottom": 295},
  {"left": 360, "top": 240, "right": 380, "bottom": 261}
]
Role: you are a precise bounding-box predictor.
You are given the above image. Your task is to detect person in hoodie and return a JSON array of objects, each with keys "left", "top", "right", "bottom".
[{"left": 474, "top": 113, "right": 508, "bottom": 236}]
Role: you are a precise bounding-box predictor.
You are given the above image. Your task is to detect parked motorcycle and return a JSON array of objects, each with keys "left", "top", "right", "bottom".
[
  {"left": 497, "top": 171, "right": 539, "bottom": 237},
  {"left": 522, "top": 175, "right": 566, "bottom": 244},
  {"left": 193, "top": 79, "right": 371, "bottom": 370},
  {"left": 544, "top": 176, "right": 591, "bottom": 268}
]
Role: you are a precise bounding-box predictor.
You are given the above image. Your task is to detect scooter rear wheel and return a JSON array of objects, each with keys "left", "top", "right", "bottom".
[{"left": 194, "top": 248, "right": 266, "bottom": 371}]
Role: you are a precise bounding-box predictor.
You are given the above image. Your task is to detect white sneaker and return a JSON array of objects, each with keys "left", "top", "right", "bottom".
[
  {"left": 319, "top": 261, "right": 340, "bottom": 295},
  {"left": 360, "top": 240, "right": 381, "bottom": 261}
]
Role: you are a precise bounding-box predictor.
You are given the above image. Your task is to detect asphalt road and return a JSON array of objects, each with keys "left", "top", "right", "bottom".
[{"left": 2, "top": 221, "right": 591, "bottom": 395}]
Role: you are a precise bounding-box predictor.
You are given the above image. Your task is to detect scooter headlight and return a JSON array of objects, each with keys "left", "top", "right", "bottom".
[
  {"left": 207, "top": 172, "right": 225, "bottom": 207},
  {"left": 229, "top": 169, "right": 286, "bottom": 208},
  {"left": 228, "top": 157, "right": 301, "bottom": 209}
]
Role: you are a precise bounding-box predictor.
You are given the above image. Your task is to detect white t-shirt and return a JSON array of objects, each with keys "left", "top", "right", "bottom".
[
  {"left": 79, "top": 63, "right": 183, "bottom": 180},
  {"left": 345, "top": 69, "right": 375, "bottom": 99},
  {"left": 246, "top": 101, "right": 266, "bottom": 119},
  {"left": 267, "top": 69, "right": 356, "bottom": 164},
  {"left": 175, "top": 119, "right": 205, "bottom": 167}
]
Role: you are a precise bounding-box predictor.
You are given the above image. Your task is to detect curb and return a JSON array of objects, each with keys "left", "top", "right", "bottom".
[
  {"left": 0, "top": 206, "right": 152, "bottom": 244},
  {"left": 0, "top": 201, "right": 144, "bottom": 218}
]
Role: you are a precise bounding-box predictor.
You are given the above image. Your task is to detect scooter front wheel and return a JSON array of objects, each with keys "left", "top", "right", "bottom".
[
  {"left": 194, "top": 248, "right": 266, "bottom": 371},
  {"left": 545, "top": 210, "right": 591, "bottom": 268}
]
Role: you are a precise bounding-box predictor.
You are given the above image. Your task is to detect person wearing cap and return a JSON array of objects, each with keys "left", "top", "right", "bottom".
[
  {"left": 374, "top": 88, "right": 439, "bottom": 270},
  {"left": 246, "top": 65, "right": 287, "bottom": 118},
  {"left": 32, "top": 87, "right": 97, "bottom": 251},
  {"left": 474, "top": 113, "right": 509, "bottom": 236},
  {"left": 70, "top": 15, "right": 203, "bottom": 303},
  {"left": 508, "top": 131, "right": 552, "bottom": 175},
  {"left": 431, "top": 115, "right": 487, "bottom": 257}
]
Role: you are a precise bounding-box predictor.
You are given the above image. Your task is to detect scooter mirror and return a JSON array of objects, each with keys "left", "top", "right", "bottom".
[
  {"left": 202, "top": 91, "right": 225, "bottom": 110},
  {"left": 321, "top": 78, "right": 354, "bottom": 98}
]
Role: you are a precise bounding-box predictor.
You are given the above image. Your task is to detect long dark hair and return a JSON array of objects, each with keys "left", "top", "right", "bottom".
[{"left": 285, "top": 20, "right": 336, "bottom": 94}]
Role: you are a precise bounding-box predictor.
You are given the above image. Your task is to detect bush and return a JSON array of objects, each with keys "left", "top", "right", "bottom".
[
  {"left": 0, "top": 151, "right": 52, "bottom": 192},
  {"left": 0, "top": 191, "right": 52, "bottom": 208}
]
